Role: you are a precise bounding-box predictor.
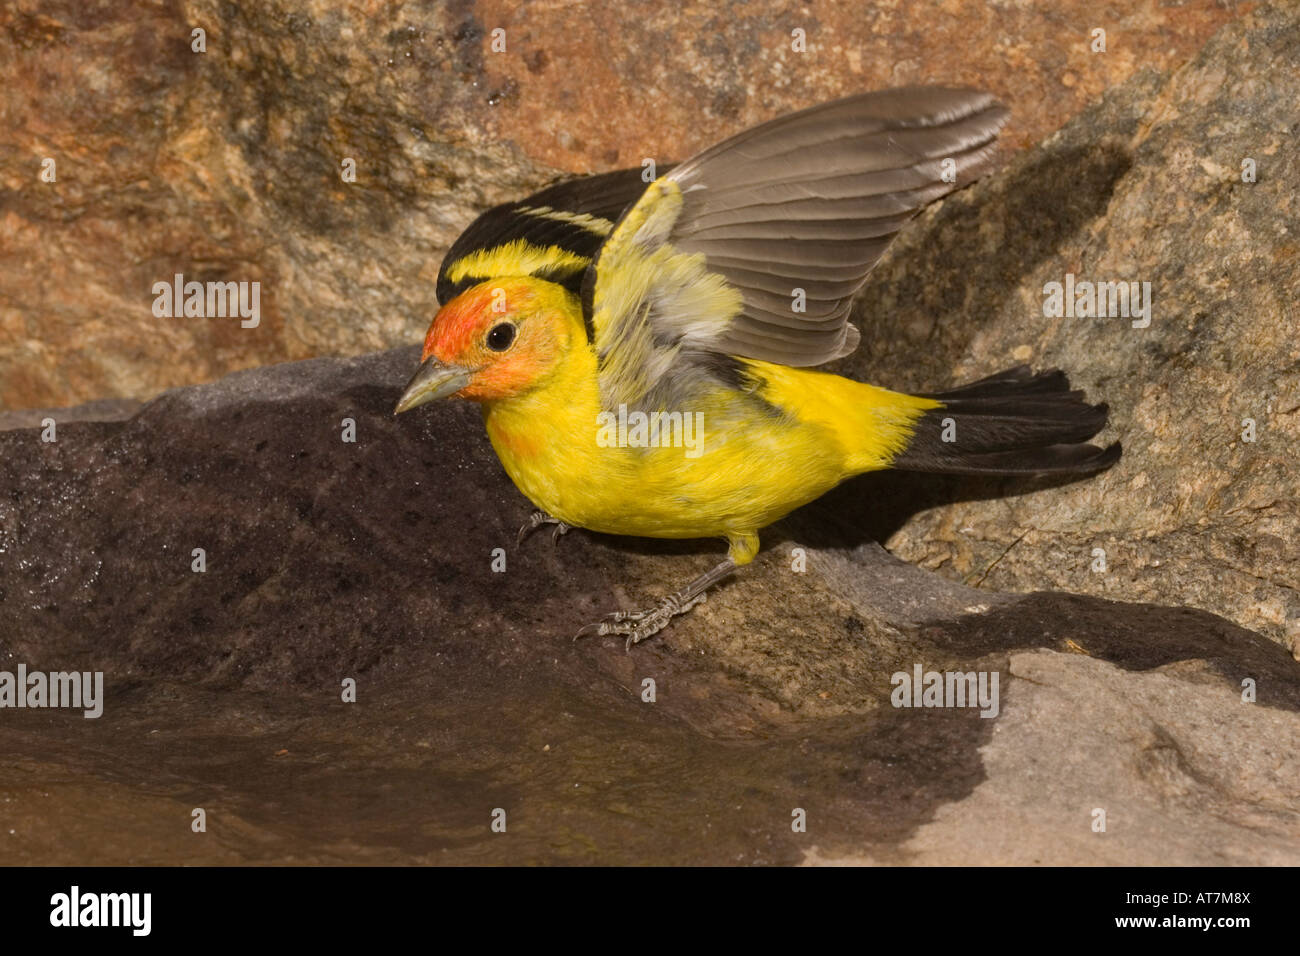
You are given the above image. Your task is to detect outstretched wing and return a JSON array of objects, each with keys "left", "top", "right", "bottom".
[
  {"left": 583, "top": 87, "right": 1011, "bottom": 409},
  {"left": 435, "top": 168, "right": 662, "bottom": 305}
]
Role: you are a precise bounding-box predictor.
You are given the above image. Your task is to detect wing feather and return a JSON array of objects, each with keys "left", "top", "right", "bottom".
[
  {"left": 435, "top": 167, "right": 659, "bottom": 305},
  {"left": 583, "top": 87, "right": 1009, "bottom": 408}
]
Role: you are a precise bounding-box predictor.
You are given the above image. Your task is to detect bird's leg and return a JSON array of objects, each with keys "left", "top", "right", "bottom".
[
  {"left": 517, "top": 509, "right": 571, "bottom": 548},
  {"left": 576, "top": 557, "right": 739, "bottom": 650}
]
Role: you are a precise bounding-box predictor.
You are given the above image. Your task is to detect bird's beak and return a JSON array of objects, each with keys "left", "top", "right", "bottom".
[{"left": 394, "top": 356, "right": 472, "bottom": 414}]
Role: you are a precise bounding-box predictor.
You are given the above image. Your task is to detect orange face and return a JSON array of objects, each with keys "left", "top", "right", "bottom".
[{"left": 419, "top": 277, "right": 573, "bottom": 402}]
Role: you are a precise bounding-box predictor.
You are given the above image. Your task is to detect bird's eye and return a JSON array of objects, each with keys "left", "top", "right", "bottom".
[{"left": 486, "top": 322, "right": 516, "bottom": 352}]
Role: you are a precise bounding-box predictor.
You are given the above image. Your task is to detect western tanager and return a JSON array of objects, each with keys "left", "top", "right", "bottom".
[{"left": 395, "top": 87, "right": 1119, "bottom": 646}]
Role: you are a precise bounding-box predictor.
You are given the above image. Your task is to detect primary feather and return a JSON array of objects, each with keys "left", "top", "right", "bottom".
[{"left": 584, "top": 86, "right": 1011, "bottom": 409}]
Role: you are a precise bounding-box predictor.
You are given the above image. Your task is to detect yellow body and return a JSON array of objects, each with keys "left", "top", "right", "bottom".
[{"left": 480, "top": 291, "right": 938, "bottom": 565}]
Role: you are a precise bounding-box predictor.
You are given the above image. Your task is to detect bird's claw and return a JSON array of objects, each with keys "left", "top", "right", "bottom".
[
  {"left": 574, "top": 592, "right": 708, "bottom": 650},
  {"left": 517, "top": 510, "right": 571, "bottom": 548}
]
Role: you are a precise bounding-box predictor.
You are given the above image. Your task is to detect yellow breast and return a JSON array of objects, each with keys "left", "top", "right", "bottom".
[{"left": 482, "top": 343, "right": 936, "bottom": 543}]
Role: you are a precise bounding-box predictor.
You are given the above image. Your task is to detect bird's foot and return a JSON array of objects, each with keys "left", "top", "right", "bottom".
[
  {"left": 575, "top": 591, "right": 709, "bottom": 651},
  {"left": 517, "top": 510, "right": 571, "bottom": 548}
]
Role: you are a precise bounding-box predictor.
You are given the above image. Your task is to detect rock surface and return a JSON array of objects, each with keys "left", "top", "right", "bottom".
[
  {"left": 833, "top": 4, "right": 1300, "bottom": 651},
  {"left": 1, "top": 0, "right": 1244, "bottom": 408},
  {"left": 2, "top": 347, "right": 1298, "bottom": 865}
]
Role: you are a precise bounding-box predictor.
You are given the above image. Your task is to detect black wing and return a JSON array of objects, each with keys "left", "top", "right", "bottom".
[{"left": 435, "top": 167, "right": 666, "bottom": 305}]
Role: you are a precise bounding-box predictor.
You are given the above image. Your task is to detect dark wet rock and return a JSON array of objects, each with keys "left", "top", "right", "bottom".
[{"left": 3, "top": 347, "right": 1298, "bottom": 864}]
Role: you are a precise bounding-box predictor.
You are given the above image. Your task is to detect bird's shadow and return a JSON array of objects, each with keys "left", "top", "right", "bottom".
[
  {"left": 777, "top": 468, "right": 1093, "bottom": 551},
  {"left": 576, "top": 468, "right": 1097, "bottom": 564}
]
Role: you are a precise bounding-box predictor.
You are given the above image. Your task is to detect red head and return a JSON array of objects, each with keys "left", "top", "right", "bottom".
[{"left": 395, "top": 278, "right": 579, "bottom": 412}]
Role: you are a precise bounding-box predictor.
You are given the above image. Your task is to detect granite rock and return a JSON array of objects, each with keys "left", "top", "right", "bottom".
[
  {"left": 1, "top": 0, "right": 1243, "bottom": 407},
  {"left": 833, "top": 4, "right": 1300, "bottom": 651}
]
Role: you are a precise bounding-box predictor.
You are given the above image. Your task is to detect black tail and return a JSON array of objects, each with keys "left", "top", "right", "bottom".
[{"left": 892, "top": 366, "right": 1121, "bottom": 476}]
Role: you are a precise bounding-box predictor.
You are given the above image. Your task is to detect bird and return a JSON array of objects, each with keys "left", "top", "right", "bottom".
[{"left": 394, "top": 86, "right": 1120, "bottom": 647}]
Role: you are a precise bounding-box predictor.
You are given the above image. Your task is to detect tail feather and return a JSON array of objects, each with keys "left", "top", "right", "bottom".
[{"left": 893, "top": 366, "right": 1121, "bottom": 476}]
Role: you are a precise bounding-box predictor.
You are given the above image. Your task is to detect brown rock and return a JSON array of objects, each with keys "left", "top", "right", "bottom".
[
  {"left": 1, "top": 0, "right": 1243, "bottom": 408},
  {"left": 835, "top": 4, "right": 1300, "bottom": 651}
]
